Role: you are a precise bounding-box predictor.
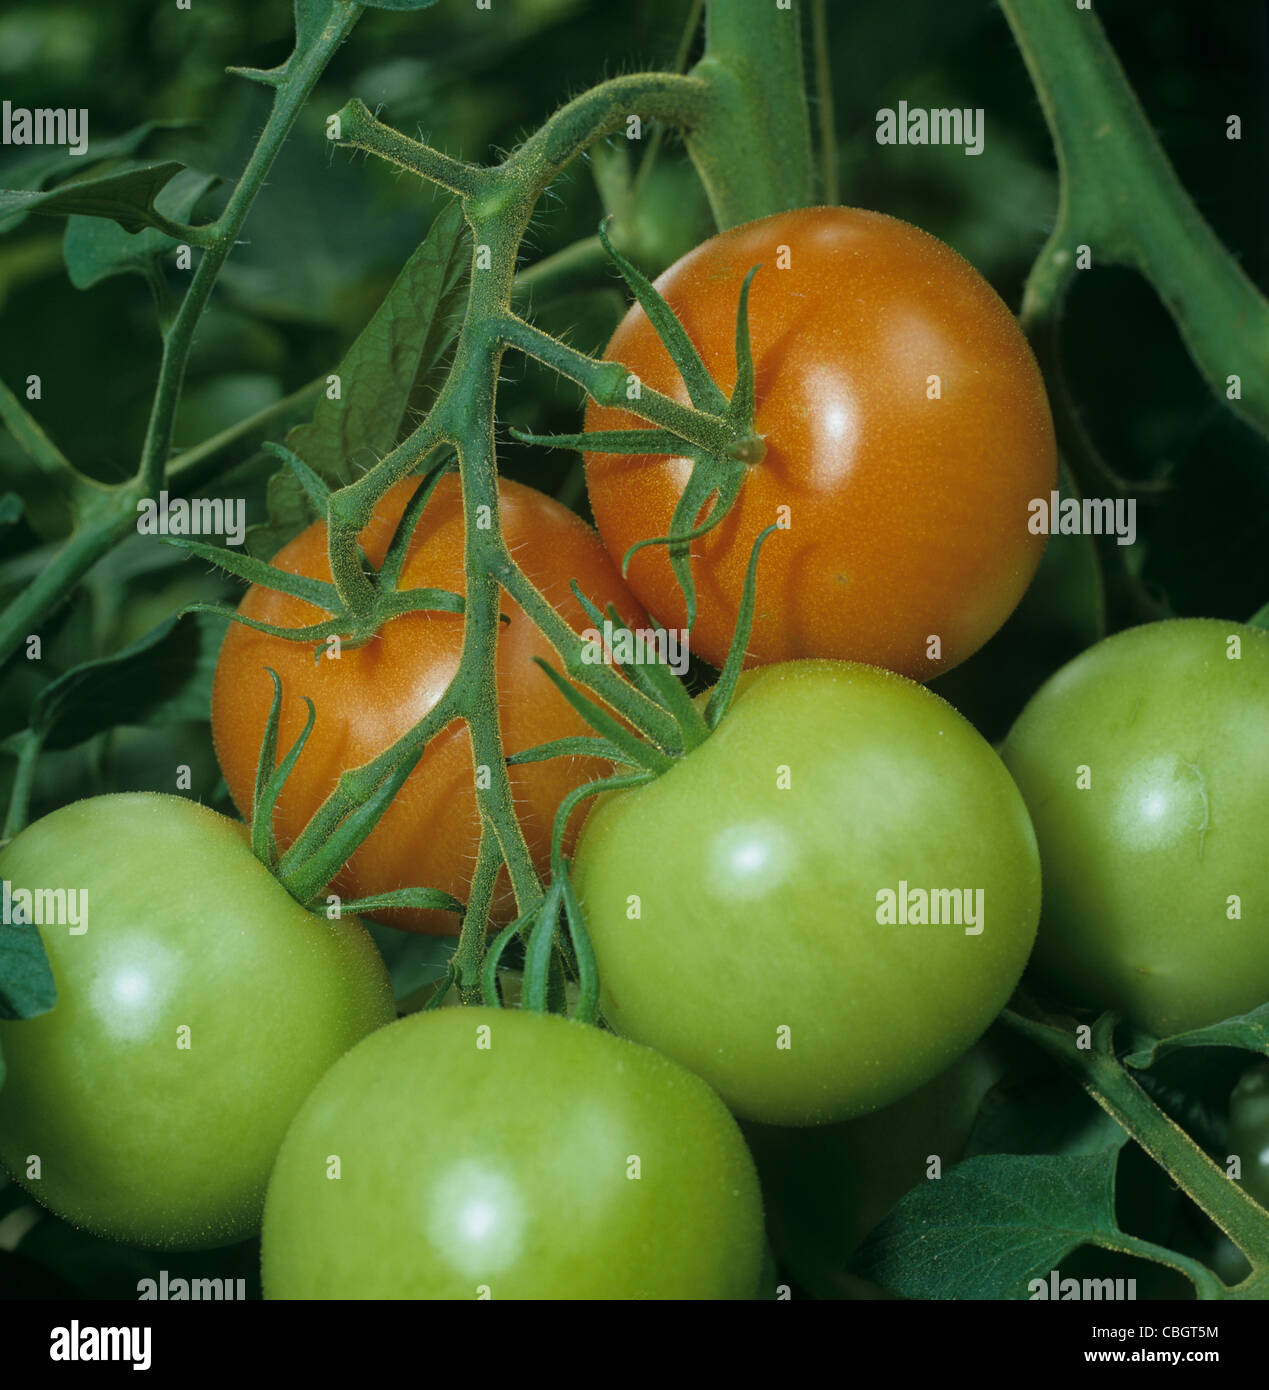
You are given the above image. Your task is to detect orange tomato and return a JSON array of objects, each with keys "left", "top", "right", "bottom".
[
  {"left": 584, "top": 206, "right": 1057, "bottom": 679},
  {"left": 211, "top": 474, "right": 643, "bottom": 934}
]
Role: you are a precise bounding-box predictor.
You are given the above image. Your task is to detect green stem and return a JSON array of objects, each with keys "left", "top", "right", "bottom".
[
  {"left": 0, "top": 8, "right": 362, "bottom": 667},
  {"left": 498, "top": 313, "right": 738, "bottom": 456},
  {"left": 138, "top": 5, "right": 363, "bottom": 495},
  {"left": 1001, "top": 0, "right": 1269, "bottom": 442},
  {"left": 2, "top": 728, "right": 43, "bottom": 839},
  {"left": 687, "top": 0, "right": 814, "bottom": 227},
  {"left": 1004, "top": 1011, "right": 1269, "bottom": 1270},
  {"left": 810, "top": 0, "right": 839, "bottom": 204},
  {"left": 167, "top": 376, "right": 327, "bottom": 492}
]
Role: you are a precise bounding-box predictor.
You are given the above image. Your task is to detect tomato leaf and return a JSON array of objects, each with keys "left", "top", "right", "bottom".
[
  {"left": 850, "top": 1146, "right": 1129, "bottom": 1300},
  {"left": 0, "top": 919, "right": 57, "bottom": 1022},
  {"left": 0, "top": 162, "right": 190, "bottom": 236},
  {"left": 282, "top": 198, "right": 469, "bottom": 490},
  {"left": 1123, "top": 1004, "right": 1269, "bottom": 1068},
  {"left": 25, "top": 612, "right": 223, "bottom": 752},
  {"left": 63, "top": 169, "right": 218, "bottom": 290},
  {"left": 0, "top": 119, "right": 194, "bottom": 234},
  {"left": 965, "top": 1067, "right": 1124, "bottom": 1159}
]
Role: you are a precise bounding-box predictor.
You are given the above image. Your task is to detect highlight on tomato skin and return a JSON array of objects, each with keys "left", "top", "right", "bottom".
[
  {"left": 1001, "top": 618, "right": 1269, "bottom": 1038},
  {"left": 571, "top": 659, "right": 1043, "bottom": 1127},
  {"left": 0, "top": 794, "right": 395, "bottom": 1252},
  {"left": 583, "top": 205, "right": 1058, "bottom": 682},
  {"left": 211, "top": 474, "right": 646, "bottom": 936},
  {"left": 260, "top": 1007, "right": 766, "bottom": 1300}
]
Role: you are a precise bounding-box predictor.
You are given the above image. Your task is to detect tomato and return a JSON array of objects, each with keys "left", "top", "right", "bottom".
[
  {"left": 744, "top": 1041, "right": 1002, "bottom": 1297},
  {"left": 584, "top": 206, "right": 1056, "bottom": 679},
  {"left": 261, "top": 1007, "right": 764, "bottom": 1299},
  {"left": 1001, "top": 619, "right": 1269, "bottom": 1037},
  {"left": 571, "top": 659, "right": 1041, "bottom": 1125},
  {"left": 1228, "top": 1062, "right": 1269, "bottom": 1210},
  {"left": 0, "top": 793, "right": 394, "bottom": 1250},
  {"left": 212, "top": 474, "right": 643, "bottom": 935}
]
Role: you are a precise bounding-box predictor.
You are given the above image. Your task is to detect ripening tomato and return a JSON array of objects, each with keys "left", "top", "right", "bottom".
[
  {"left": 584, "top": 206, "right": 1056, "bottom": 679},
  {"left": 0, "top": 794, "right": 393, "bottom": 1250},
  {"left": 212, "top": 475, "right": 643, "bottom": 935},
  {"left": 571, "top": 660, "right": 1041, "bottom": 1125},
  {"left": 261, "top": 1007, "right": 765, "bottom": 1299}
]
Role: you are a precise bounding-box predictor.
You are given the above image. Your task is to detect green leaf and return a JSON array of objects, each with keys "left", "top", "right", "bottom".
[
  {"left": 0, "top": 919, "right": 57, "bottom": 1021},
  {"left": 1124, "top": 1004, "right": 1269, "bottom": 1069},
  {"left": 284, "top": 198, "right": 469, "bottom": 488},
  {"left": 0, "top": 493, "right": 22, "bottom": 526},
  {"left": 245, "top": 468, "right": 316, "bottom": 560},
  {"left": 62, "top": 170, "right": 218, "bottom": 290},
  {"left": 358, "top": 0, "right": 441, "bottom": 10},
  {"left": 851, "top": 1146, "right": 1127, "bottom": 1300},
  {"left": 0, "top": 119, "right": 194, "bottom": 234},
  {"left": 0, "top": 162, "right": 188, "bottom": 235},
  {"left": 966, "top": 1068, "right": 1125, "bottom": 1159},
  {"left": 26, "top": 612, "right": 222, "bottom": 752},
  {"left": 1249, "top": 602, "right": 1269, "bottom": 630}
]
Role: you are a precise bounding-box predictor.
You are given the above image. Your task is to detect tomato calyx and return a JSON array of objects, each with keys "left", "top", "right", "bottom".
[
  {"left": 512, "top": 217, "right": 767, "bottom": 634},
  {"left": 170, "top": 446, "right": 466, "bottom": 654}
]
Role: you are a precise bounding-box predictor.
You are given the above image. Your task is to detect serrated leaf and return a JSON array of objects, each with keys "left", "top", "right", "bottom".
[
  {"left": 63, "top": 169, "right": 217, "bottom": 290},
  {"left": 0, "top": 162, "right": 187, "bottom": 235},
  {"left": 1124, "top": 1003, "right": 1269, "bottom": 1068},
  {"left": 851, "top": 1147, "right": 1127, "bottom": 1300},
  {"left": 27, "top": 611, "right": 222, "bottom": 752},
  {"left": 285, "top": 198, "right": 469, "bottom": 487},
  {"left": 0, "top": 920, "right": 57, "bottom": 1021}
]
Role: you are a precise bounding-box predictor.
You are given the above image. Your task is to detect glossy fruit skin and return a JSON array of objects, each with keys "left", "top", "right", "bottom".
[
  {"left": 744, "top": 1041, "right": 1001, "bottom": 1298},
  {"left": 1001, "top": 619, "right": 1269, "bottom": 1037},
  {"left": 261, "top": 1007, "right": 764, "bottom": 1299},
  {"left": 1228, "top": 1063, "right": 1269, "bottom": 1210},
  {"left": 0, "top": 793, "right": 394, "bottom": 1250},
  {"left": 584, "top": 206, "right": 1056, "bottom": 679},
  {"left": 571, "top": 659, "right": 1041, "bottom": 1125},
  {"left": 212, "top": 474, "right": 643, "bottom": 935}
]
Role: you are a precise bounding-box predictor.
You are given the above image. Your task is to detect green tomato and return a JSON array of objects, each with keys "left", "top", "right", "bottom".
[
  {"left": 261, "top": 1007, "right": 763, "bottom": 1299},
  {"left": 1001, "top": 619, "right": 1269, "bottom": 1036},
  {"left": 0, "top": 793, "right": 395, "bottom": 1250},
  {"left": 571, "top": 660, "right": 1041, "bottom": 1126},
  {"left": 744, "top": 1042, "right": 1002, "bottom": 1297},
  {"left": 1229, "top": 1062, "right": 1269, "bottom": 1210}
]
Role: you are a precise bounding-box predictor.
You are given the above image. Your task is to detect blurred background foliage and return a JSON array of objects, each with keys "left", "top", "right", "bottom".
[{"left": 0, "top": 0, "right": 1266, "bottom": 1296}]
